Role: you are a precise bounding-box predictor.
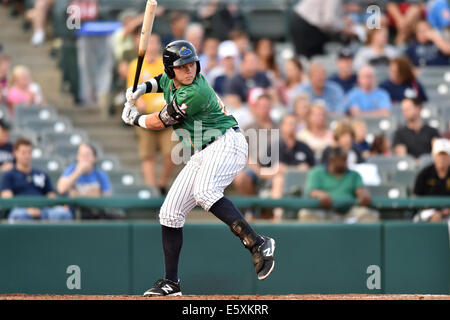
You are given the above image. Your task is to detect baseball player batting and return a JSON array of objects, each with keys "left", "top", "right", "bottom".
[{"left": 122, "top": 40, "right": 276, "bottom": 296}]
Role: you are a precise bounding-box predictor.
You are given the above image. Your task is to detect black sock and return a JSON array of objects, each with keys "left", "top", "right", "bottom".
[
  {"left": 210, "top": 197, "right": 264, "bottom": 247},
  {"left": 161, "top": 225, "right": 183, "bottom": 283}
]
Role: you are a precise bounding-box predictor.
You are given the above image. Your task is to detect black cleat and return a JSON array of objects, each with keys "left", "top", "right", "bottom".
[
  {"left": 252, "top": 236, "right": 276, "bottom": 281},
  {"left": 143, "top": 278, "right": 182, "bottom": 297}
]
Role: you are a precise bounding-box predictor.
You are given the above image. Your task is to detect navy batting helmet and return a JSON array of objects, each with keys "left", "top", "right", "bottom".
[{"left": 163, "top": 40, "right": 201, "bottom": 79}]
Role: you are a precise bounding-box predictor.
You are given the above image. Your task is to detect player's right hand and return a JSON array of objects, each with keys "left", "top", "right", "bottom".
[{"left": 126, "top": 83, "right": 146, "bottom": 106}]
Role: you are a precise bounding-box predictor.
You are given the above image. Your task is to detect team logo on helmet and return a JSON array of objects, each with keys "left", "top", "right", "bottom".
[{"left": 179, "top": 46, "right": 192, "bottom": 57}]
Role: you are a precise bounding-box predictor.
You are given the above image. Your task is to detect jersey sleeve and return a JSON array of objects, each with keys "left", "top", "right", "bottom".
[
  {"left": 0, "top": 171, "right": 13, "bottom": 192},
  {"left": 174, "top": 85, "right": 207, "bottom": 117}
]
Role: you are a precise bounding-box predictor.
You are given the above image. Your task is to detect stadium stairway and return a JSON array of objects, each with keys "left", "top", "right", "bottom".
[{"left": 0, "top": 5, "right": 145, "bottom": 174}]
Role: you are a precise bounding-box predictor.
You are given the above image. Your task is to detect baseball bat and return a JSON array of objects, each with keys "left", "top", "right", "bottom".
[{"left": 132, "top": 0, "right": 158, "bottom": 92}]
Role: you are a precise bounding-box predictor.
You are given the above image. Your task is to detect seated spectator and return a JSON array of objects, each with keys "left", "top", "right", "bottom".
[
  {"left": 297, "top": 102, "right": 334, "bottom": 158},
  {"left": 233, "top": 94, "right": 278, "bottom": 198},
  {"left": 329, "top": 47, "right": 357, "bottom": 94},
  {"left": 0, "top": 119, "right": 13, "bottom": 172},
  {"left": 343, "top": 65, "right": 392, "bottom": 117},
  {"left": 0, "top": 138, "right": 72, "bottom": 222},
  {"left": 199, "top": 37, "right": 219, "bottom": 78},
  {"left": 57, "top": 143, "right": 111, "bottom": 198},
  {"left": 161, "top": 11, "right": 190, "bottom": 46},
  {"left": 6, "top": 65, "right": 45, "bottom": 113},
  {"left": 426, "top": 0, "right": 450, "bottom": 32},
  {"left": 277, "top": 58, "right": 307, "bottom": 106},
  {"left": 25, "top": 0, "right": 55, "bottom": 46},
  {"left": 405, "top": 20, "right": 450, "bottom": 67},
  {"left": 386, "top": 1, "right": 424, "bottom": 44},
  {"left": 209, "top": 40, "right": 238, "bottom": 96},
  {"left": 352, "top": 120, "right": 371, "bottom": 158},
  {"left": 299, "top": 147, "right": 376, "bottom": 222},
  {"left": 379, "top": 56, "right": 428, "bottom": 103},
  {"left": 369, "top": 134, "right": 392, "bottom": 157},
  {"left": 292, "top": 62, "right": 345, "bottom": 115},
  {"left": 289, "top": 0, "right": 355, "bottom": 59},
  {"left": 255, "top": 38, "right": 280, "bottom": 81},
  {"left": 292, "top": 93, "right": 310, "bottom": 133},
  {"left": 224, "top": 51, "right": 272, "bottom": 108},
  {"left": 0, "top": 52, "right": 10, "bottom": 104},
  {"left": 393, "top": 97, "right": 441, "bottom": 159},
  {"left": 321, "top": 120, "right": 364, "bottom": 167},
  {"left": 413, "top": 138, "right": 450, "bottom": 222},
  {"left": 354, "top": 27, "right": 400, "bottom": 70},
  {"left": 269, "top": 114, "right": 316, "bottom": 222}
]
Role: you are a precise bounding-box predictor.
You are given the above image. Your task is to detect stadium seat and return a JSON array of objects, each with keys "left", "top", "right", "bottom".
[
  {"left": 21, "top": 117, "right": 73, "bottom": 134},
  {"left": 41, "top": 129, "right": 89, "bottom": 150},
  {"left": 390, "top": 170, "right": 418, "bottom": 195},
  {"left": 282, "top": 169, "right": 308, "bottom": 196},
  {"left": 357, "top": 117, "right": 397, "bottom": 136},
  {"left": 47, "top": 170, "right": 63, "bottom": 186},
  {"left": 112, "top": 185, "right": 160, "bottom": 198},
  {"left": 53, "top": 140, "right": 104, "bottom": 161},
  {"left": 366, "top": 155, "right": 416, "bottom": 175},
  {"left": 32, "top": 156, "right": 66, "bottom": 173},
  {"left": 242, "top": 0, "right": 289, "bottom": 40},
  {"left": 417, "top": 153, "right": 433, "bottom": 170},
  {"left": 97, "top": 155, "right": 121, "bottom": 172},
  {"left": 108, "top": 170, "right": 142, "bottom": 190},
  {"left": 10, "top": 129, "right": 39, "bottom": 146},
  {"left": 367, "top": 185, "right": 407, "bottom": 198},
  {"left": 0, "top": 104, "right": 11, "bottom": 123},
  {"left": 14, "top": 105, "right": 58, "bottom": 127}
]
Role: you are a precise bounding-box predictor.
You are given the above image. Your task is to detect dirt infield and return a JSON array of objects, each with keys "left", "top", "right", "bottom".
[{"left": 1, "top": 294, "right": 449, "bottom": 300}]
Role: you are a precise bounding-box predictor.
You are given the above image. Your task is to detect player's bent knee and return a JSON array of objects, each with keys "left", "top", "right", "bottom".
[
  {"left": 159, "top": 215, "right": 185, "bottom": 228},
  {"left": 194, "top": 190, "right": 223, "bottom": 212}
]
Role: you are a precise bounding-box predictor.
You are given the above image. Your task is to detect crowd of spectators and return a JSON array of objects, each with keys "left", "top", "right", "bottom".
[{"left": 0, "top": 0, "right": 449, "bottom": 223}]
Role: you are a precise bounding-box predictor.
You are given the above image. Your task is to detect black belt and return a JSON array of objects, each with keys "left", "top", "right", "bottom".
[{"left": 198, "top": 126, "right": 240, "bottom": 151}]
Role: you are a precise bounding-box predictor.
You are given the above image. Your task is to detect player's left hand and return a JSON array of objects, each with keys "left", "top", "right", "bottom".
[{"left": 122, "top": 102, "right": 140, "bottom": 126}]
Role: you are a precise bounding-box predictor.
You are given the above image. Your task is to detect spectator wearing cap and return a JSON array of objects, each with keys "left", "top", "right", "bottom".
[
  {"left": 299, "top": 146, "right": 376, "bottom": 222},
  {"left": 379, "top": 56, "right": 428, "bottom": 103},
  {"left": 342, "top": 65, "right": 392, "bottom": 117},
  {"left": 209, "top": 40, "right": 239, "bottom": 96},
  {"left": 224, "top": 51, "right": 272, "bottom": 108},
  {"left": 329, "top": 48, "right": 357, "bottom": 94},
  {"left": 112, "top": 9, "right": 143, "bottom": 64},
  {"left": 0, "top": 120, "right": 13, "bottom": 172},
  {"left": 405, "top": 20, "right": 450, "bottom": 67},
  {"left": 393, "top": 97, "right": 441, "bottom": 159},
  {"left": 291, "top": 62, "right": 345, "bottom": 115},
  {"left": 0, "top": 138, "right": 72, "bottom": 223},
  {"left": 413, "top": 138, "right": 450, "bottom": 222}
]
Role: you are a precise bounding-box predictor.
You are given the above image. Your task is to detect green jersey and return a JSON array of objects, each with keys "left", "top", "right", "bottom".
[{"left": 158, "top": 73, "right": 238, "bottom": 149}]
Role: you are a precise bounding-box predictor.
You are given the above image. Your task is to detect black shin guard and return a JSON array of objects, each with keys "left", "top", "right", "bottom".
[{"left": 230, "top": 219, "right": 263, "bottom": 252}]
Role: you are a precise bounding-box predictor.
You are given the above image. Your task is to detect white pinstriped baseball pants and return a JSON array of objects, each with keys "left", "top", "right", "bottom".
[{"left": 159, "top": 128, "right": 248, "bottom": 228}]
